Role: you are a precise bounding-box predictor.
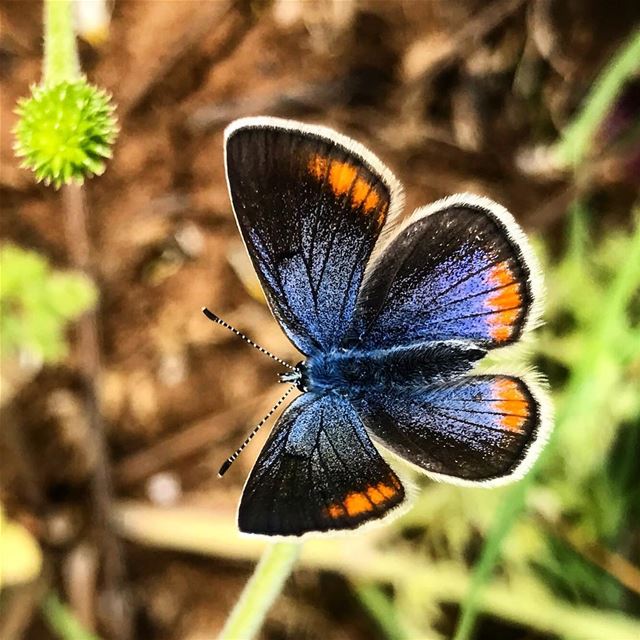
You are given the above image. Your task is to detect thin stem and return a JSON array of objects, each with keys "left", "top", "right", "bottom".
[
  {"left": 41, "top": 592, "right": 100, "bottom": 640},
  {"left": 553, "top": 27, "right": 640, "bottom": 168},
  {"left": 219, "top": 542, "right": 301, "bottom": 640},
  {"left": 44, "top": 0, "right": 80, "bottom": 85},
  {"left": 63, "top": 186, "right": 131, "bottom": 640}
]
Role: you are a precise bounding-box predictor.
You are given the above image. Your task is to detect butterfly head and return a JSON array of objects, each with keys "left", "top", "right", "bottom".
[{"left": 279, "top": 361, "right": 309, "bottom": 392}]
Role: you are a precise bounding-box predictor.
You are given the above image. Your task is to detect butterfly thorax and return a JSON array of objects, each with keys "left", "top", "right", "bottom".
[
  {"left": 286, "top": 342, "right": 487, "bottom": 396},
  {"left": 278, "top": 362, "right": 310, "bottom": 392}
]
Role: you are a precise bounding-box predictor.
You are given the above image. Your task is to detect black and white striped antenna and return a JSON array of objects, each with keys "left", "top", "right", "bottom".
[
  {"left": 217, "top": 385, "right": 295, "bottom": 477},
  {"left": 202, "top": 307, "right": 295, "bottom": 371}
]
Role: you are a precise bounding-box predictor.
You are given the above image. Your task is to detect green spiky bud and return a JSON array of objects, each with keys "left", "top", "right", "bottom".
[{"left": 13, "top": 78, "right": 118, "bottom": 189}]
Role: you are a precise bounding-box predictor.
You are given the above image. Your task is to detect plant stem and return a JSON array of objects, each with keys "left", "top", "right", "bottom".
[
  {"left": 40, "top": 3, "right": 130, "bottom": 633},
  {"left": 554, "top": 27, "right": 640, "bottom": 167},
  {"left": 62, "top": 185, "right": 132, "bottom": 640},
  {"left": 44, "top": 0, "right": 80, "bottom": 85},
  {"left": 356, "top": 584, "right": 407, "bottom": 640},
  {"left": 219, "top": 542, "right": 301, "bottom": 640},
  {"left": 42, "top": 592, "right": 101, "bottom": 640}
]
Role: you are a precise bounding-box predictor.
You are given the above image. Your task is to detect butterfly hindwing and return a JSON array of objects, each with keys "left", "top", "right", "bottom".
[
  {"left": 345, "top": 195, "right": 541, "bottom": 350},
  {"left": 353, "top": 375, "right": 547, "bottom": 485},
  {"left": 239, "top": 393, "right": 405, "bottom": 536},
  {"left": 225, "top": 117, "right": 401, "bottom": 355}
]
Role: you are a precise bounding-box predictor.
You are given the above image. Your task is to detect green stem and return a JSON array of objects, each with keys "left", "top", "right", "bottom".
[
  {"left": 41, "top": 593, "right": 101, "bottom": 640},
  {"left": 44, "top": 0, "right": 80, "bottom": 85},
  {"left": 554, "top": 26, "right": 640, "bottom": 167},
  {"left": 219, "top": 542, "right": 301, "bottom": 640},
  {"left": 356, "top": 583, "right": 407, "bottom": 640}
]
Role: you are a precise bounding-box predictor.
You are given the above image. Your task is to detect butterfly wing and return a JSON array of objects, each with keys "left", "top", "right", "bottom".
[
  {"left": 345, "top": 194, "right": 542, "bottom": 350},
  {"left": 238, "top": 393, "right": 405, "bottom": 536},
  {"left": 225, "top": 117, "right": 402, "bottom": 355},
  {"left": 353, "top": 375, "right": 550, "bottom": 485}
]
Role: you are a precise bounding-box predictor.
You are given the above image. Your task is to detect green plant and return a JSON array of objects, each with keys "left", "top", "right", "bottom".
[
  {"left": 12, "top": 0, "right": 118, "bottom": 188},
  {"left": 219, "top": 542, "right": 301, "bottom": 640},
  {"left": 0, "top": 244, "right": 96, "bottom": 363},
  {"left": 42, "top": 593, "right": 101, "bottom": 640},
  {"left": 8, "top": 1, "right": 124, "bottom": 633}
]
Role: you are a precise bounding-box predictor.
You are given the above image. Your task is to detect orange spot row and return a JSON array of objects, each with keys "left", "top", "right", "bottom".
[
  {"left": 492, "top": 378, "right": 529, "bottom": 433},
  {"left": 325, "top": 479, "right": 401, "bottom": 519},
  {"left": 487, "top": 262, "right": 522, "bottom": 342},
  {"left": 307, "top": 154, "right": 384, "bottom": 220}
]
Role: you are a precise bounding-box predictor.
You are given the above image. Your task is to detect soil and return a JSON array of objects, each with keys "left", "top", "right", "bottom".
[{"left": 1, "top": 1, "right": 638, "bottom": 639}]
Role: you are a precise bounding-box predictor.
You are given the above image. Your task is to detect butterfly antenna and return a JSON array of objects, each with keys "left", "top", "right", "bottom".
[
  {"left": 218, "top": 385, "right": 296, "bottom": 477},
  {"left": 202, "top": 307, "right": 295, "bottom": 371}
]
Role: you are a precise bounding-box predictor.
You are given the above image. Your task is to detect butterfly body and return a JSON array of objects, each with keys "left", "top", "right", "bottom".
[
  {"left": 288, "top": 341, "right": 486, "bottom": 396},
  {"left": 222, "top": 117, "right": 552, "bottom": 537}
]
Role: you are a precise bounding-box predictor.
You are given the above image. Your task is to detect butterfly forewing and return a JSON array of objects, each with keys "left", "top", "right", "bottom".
[
  {"left": 225, "top": 118, "right": 399, "bottom": 355},
  {"left": 346, "top": 196, "right": 541, "bottom": 350}
]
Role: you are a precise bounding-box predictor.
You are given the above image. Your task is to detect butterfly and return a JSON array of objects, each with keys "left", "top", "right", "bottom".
[{"left": 219, "top": 116, "right": 552, "bottom": 537}]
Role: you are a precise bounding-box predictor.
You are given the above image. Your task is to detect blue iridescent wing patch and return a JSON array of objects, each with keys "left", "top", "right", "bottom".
[
  {"left": 238, "top": 393, "right": 404, "bottom": 536},
  {"left": 353, "top": 375, "right": 546, "bottom": 484},
  {"left": 345, "top": 196, "right": 541, "bottom": 350},
  {"left": 225, "top": 118, "right": 401, "bottom": 355}
]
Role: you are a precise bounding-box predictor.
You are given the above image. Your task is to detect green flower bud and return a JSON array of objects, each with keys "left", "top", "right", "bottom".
[{"left": 13, "top": 78, "right": 118, "bottom": 189}]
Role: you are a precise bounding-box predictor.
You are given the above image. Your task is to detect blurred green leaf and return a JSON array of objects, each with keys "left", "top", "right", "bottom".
[{"left": 0, "top": 243, "right": 97, "bottom": 363}]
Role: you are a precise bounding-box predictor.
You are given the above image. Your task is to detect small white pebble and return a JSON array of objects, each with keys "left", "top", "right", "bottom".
[
  {"left": 146, "top": 472, "right": 182, "bottom": 506},
  {"left": 174, "top": 223, "right": 205, "bottom": 258}
]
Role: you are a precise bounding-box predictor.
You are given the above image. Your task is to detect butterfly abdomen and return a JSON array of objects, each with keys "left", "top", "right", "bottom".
[{"left": 306, "top": 341, "right": 486, "bottom": 394}]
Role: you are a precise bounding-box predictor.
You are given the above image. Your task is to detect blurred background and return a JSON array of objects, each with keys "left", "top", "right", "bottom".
[{"left": 1, "top": 1, "right": 639, "bottom": 639}]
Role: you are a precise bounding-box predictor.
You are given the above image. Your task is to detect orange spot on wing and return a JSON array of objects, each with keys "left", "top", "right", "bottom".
[
  {"left": 324, "top": 478, "right": 402, "bottom": 520},
  {"left": 328, "top": 162, "right": 358, "bottom": 196},
  {"left": 376, "top": 480, "right": 399, "bottom": 499},
  {"left": 364, "top": 190, "right": 381, "bottom": 212},
  {"left": 308, "top": 155, "right": 328, "bottom": 180},
  {"left": 493, "top": 379, "right": 529, "bottom": 432},
  {"left": 489, "top": 309, "right": 520, "bottom": 342},
  {"left": 488, "top": 283, "right": 521, "bottom": 311},
  {"left": 327, "top": 503, "right": 345, "bottom": 519},
  {"left": 489, "top": 261, "right": 515, "bottom": 287},
  {"left": 366, "top": 485, "right": 386, "bottom": 505},
  {"left": 307, "top": 154, "right": 384, "bottom": 218},
  {"left": 366, "top": 480, "right": 400, "bottom": 505},
  {"left": 501, "top": 414, "right": 526, "bottom": 431},
  {"left": 343, "top": 491, "right": 374, "bottom": 517}
]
